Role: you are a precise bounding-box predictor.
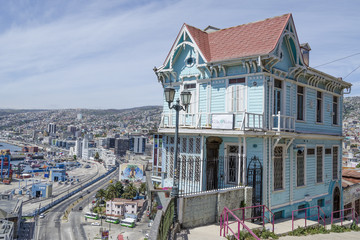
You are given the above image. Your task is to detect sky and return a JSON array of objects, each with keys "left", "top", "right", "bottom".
[{"left": 0, "top": 0, "right": 359, "bottom": 109}]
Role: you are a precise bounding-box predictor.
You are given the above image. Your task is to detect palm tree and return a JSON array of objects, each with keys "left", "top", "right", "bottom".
[
  {"left": 139, "top": 182, "right": 147, "bottom": 195},
  {"left": 123, "top": 182, "right": 138, "bottom": 199},
  {"left": 95, "top": 188, "right": 107, "bottom": 226},
  {"left": 114, "top": 181, "right": 124, "bottom": 197},
  {"left": 105, "top": 185, "right": 117, "bottom": 201}
]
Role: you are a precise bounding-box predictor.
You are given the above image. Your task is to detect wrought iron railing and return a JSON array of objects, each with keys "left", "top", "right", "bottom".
[
  {"left": 291, "top": 205, "right": 326, "bottom": 231},
  {"left": 231, "top": 205, "right": 275, "bottom": 232},
  {"left": 331, "top": 208, "right": 359, "bottom": 226},
  {"left": 170, "top": 156, "right": 246, "bottom": 197},
  {"left": 220, "top": 206, "right": 260, "bottom": 240}
]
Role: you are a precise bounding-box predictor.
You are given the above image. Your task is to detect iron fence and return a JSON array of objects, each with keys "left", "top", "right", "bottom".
[{"left": 170, "top": 156, "right": 250, "bottom": 196}]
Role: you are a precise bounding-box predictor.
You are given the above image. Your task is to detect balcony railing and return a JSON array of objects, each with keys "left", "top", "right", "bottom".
[
  {"left": 272, "top": 111, "right": 295, "bottom": 132},
  {"left": 159, "top": 112, "right": 264, "bottom": 130}
]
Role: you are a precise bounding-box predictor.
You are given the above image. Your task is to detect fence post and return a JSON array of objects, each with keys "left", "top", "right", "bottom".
[
  {"left": 318, "top": 207, "right": 320, "bottom": 225},
  {"left": 262, "top": 205, "right": 265, "bottom": 228},
  {"left": 292, "top": 211, "right": 294, "bottom": 231},
  {"left": 341, "top": 210, "right": 343, "bottom": 226},
  {"left": 305, "top": 209, "right": 307, "bottom": 228}
]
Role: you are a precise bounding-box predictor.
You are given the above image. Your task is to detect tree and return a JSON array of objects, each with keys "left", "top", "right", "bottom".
[
  {"left": 94, "top": 152, "right": 100, "bottom": 160},
  {"left": 73, "top": 155, "right": 77, "bottom": 160},
  {"left": 114, "top": 181, "right": 124, "bottom": 197},
  {"left": 139, "top": 182, "right": 147, "bottom": 195},
  {"left": 95, "top": 189, "right": 106, "bottom": 205},
  {"left": 105, "top": 185, "right": 117, "bottom": 201},
  {"left": 122, "top": 182, "right": 138, "bottom": 199},
  {"left": 356, "top": 163, "right": 360, "bottom": 168}
]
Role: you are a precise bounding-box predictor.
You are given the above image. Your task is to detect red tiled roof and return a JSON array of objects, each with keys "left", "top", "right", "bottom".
[
  {"left": 183, "top": 14, "right": 291, "bottom": 63},
  {"left": 343, "top": 169, "right": 360, "bottom": 179}
]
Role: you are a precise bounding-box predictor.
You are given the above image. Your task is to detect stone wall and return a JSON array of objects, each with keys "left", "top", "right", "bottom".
[{"left": 179, "top": 186, "right": 252, "bottom": 228}]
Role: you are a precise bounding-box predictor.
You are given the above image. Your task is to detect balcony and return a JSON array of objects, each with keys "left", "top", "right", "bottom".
[
  {"left": 159, "top": 112, "right": 264, "bottom": 131},
  {"left": 271, "top": 111, "right": 295, "bottom": 132}
]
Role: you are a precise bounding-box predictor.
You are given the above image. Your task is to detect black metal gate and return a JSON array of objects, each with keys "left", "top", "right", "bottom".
[{"left": 247, "top": 156, "right": 263, "bottom": 219}]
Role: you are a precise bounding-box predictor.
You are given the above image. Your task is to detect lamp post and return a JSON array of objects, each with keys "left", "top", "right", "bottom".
[{"left": 164, "top": 87, "right": 192, "bottom": 225}]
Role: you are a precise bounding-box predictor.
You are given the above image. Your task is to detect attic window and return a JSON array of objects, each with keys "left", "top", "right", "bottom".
[{"left": 186, "top": 57, "right": 195, "bottom": 67}]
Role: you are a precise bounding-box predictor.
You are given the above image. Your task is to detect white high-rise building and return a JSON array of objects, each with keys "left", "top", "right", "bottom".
[
  {"left": 82, "top": 137, "right": 89, "bottom": 160},
  {"left": 75, "top": 139, "right": 82, "bottom": 158}
]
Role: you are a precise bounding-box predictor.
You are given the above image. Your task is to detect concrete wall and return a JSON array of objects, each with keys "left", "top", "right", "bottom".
[{"left": 179, "top": 187, "right": 252, "bottom": 228}]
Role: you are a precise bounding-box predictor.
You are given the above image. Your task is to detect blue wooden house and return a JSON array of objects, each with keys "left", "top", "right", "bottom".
[{"left": 152, "top": 14, "right": 351, "bottom": 219}]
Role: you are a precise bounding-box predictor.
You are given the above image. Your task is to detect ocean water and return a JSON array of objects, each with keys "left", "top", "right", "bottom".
[{"left": 0, "top": 141, "right": 22, "bottom": 152}]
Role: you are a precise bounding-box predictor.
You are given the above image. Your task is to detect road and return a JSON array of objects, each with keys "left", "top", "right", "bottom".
[{"left": 36, "top": 168, "right": 119, "bottom": 240}]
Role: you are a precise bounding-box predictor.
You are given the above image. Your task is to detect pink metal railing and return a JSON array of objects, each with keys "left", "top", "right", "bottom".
[
  {"left": 292, "top": 205, "right": 326, "bottom": 231},
  {"left": 231, "top": 205, "right": 275, "bottom": 232},
  {"left": 220, "top": 207, "right": 260, "bottom": 240},
  {"left": 331, "top": 208, "right": 359, "bottom": 226}
]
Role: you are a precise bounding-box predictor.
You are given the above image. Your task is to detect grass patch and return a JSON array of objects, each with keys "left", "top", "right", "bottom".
[{"left": 226, "top": 228, "right": 278, "bottom": 239}]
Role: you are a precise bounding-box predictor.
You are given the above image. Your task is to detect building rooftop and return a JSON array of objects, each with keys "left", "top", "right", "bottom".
[
  {"left": 183, "top": 13, "right": 291, "bottom": 63},
  {"left": 0, "top": 198, "right": 22, "bottom": 218}
]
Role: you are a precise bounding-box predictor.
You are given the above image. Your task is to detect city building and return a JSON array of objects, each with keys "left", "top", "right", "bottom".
[
  {"left": 342, "top": 169, "right": 360, "bottom": 216},
  {"left": 75, "top": 139, "right": 82, "bottom": 158},
  {"left": 31, "top": 183, "right": 53, "bottom": 198},
  {"left": 130, "top": 135, "right": 147, "bottom": 154},
  {"left": 115, "top": 138, "right": 129, "bottom": 157},
  {"left": 119, "top": 164, "right": 144, "bottom": 182},
  {"left": 48, "top": 123, "right": 57, "bottom": 136},
  {"left": 153, "top": 14, "right": 351, "bottom": 219},
  {"left": 50, "top": 169, "right": 66, "bottom": 182},
  {"left": 106, "top": 138, "right": 116, "bottom": 149},
  {"left": 0, "top": 198, "right": 22, "bottom": 238},
  {"left": 105, "top": 198, "right": 144, "bottom": 219},
  {"left": 0, "top": 219, "right": 14, "bottom": 240}
]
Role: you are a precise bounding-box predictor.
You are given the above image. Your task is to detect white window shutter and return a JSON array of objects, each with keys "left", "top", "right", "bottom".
[{"left": 238, "top": 85, "right": 245, "bottom": 111}]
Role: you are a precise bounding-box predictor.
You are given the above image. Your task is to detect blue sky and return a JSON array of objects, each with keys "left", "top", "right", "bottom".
[{"left": 0, "top": 0, "right": 359, "bottom": 109}]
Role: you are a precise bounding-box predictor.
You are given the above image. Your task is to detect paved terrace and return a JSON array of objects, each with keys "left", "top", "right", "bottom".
[{"left": 175, "top": 217, "right": 356, "bottom": 239}]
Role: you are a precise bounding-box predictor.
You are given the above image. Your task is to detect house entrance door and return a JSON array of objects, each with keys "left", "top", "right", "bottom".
[{"left": 206, "top": 137, "right": 222, "bottom": 190}]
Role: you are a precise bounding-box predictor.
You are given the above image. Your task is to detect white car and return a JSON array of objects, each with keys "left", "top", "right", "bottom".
[
  {"left": 91, "top": 222, "right": 100, "bottom": 226},
  {"left": 39, "top": 214, "right": 45, "bottom": 219}
]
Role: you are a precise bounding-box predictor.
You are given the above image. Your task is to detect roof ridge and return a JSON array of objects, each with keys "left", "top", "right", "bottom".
[{"left": 207, "top": 13, "right": 291, "bottom": 34}]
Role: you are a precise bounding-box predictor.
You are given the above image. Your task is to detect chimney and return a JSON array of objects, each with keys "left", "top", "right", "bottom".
[
  {"left": 203, "top": 25, "right": 220, "bottom": 33},
  {"left": 300, "top": 43, "right": 311, "bottom": 66}
]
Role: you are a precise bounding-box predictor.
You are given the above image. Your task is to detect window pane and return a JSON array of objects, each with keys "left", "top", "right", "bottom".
[
  {"left": 274, "top": 146, "right": 283, "bottom": 190},
  {"left": 316, "top": 147, "right": 323, "bottom": 183},
  {"left": 333, "top": 146, "right": 338, "bottom": 180},
  {"left": 297, "top": 150, "right": 305, "bottom": 186}
]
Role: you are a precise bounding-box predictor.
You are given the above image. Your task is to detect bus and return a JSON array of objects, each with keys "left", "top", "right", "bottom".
[
  {"left": 85, "top": 212, "right": 99, "bottom": 220},
  {"left": 105, "top": 216, "right": 120, "bottom": 224},
  {"left": 120, "top": 218, "right": 135, "bottom": 228}
]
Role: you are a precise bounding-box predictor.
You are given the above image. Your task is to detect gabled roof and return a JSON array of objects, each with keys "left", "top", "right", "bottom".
[{"left": 182, "top": 13, "right": 291, "bottom": 63}]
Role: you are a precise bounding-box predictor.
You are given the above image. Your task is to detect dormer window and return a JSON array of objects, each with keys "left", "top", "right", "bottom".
[{"left": 185, "top": 57, "right": 195, "bottom": 67}]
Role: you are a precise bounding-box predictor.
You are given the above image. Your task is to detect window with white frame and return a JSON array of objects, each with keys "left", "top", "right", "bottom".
[
  {"left": 316, "top": 146, "right": 323, "bottom": 183},
  {"left": 333, "top": 146, "right": 338, "bottom": 180},
  {"left": 274, "top": 146, "right": 283, "bottom": 191},
  {"left": 297, "top": 86, "right": 305, "bottom": 121},
  {"left": 297, "top": 148, "right": 305, "bottom": 187},
  {"left": 227, "top": 78, "right": 245, "bottom": 112},
  {"left": 333, "top": 96, "right": 338, "bottom": 125},
  {"left": 184, "top": 83, "right": 196, "bottom": 114},
  {"left": 316, "top": 91, "right": 322, "bottom": 123}
]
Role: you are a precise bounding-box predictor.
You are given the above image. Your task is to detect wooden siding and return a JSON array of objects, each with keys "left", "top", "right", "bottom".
[{"left": 210, "top": 80, "right": 226, "bottom": 113}]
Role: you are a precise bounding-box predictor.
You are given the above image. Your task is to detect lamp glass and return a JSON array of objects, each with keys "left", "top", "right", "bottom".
[
  {"left": 164, "top": 88, "right": 175, "bottom": 103},
  {"left": 180, "top": 90, "right": 192, "bottom": 106}
]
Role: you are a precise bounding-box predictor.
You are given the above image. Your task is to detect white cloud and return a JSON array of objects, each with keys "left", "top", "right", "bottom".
[{"left": 0, "top": 0, "right": 359, "bottom": 108}]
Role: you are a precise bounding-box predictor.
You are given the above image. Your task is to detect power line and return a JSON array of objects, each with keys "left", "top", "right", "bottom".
[
  {"left": 314, "top": 52, "right": 360, "bottom": 68},
  {"left": 344, "top": 64, "right": 360, "bottom": 79}
]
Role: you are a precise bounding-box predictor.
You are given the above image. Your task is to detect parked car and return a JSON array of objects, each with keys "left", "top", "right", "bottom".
[
  {"left": 39, "top": 214, "right": 45, "bottom": 219},
  {"left": 91, "top": 222, "right": 100, "bottom": 226},
  {"left": 79, "top": 206, "right": 83, "bottom": 211}
]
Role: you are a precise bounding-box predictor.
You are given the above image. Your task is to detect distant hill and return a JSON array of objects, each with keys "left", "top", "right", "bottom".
[
  {"left": 0, "top": 109, "right": 46, "bottom": 116},
  {"left": 344, "top": 96, "right": 360, "bottom": 119}
]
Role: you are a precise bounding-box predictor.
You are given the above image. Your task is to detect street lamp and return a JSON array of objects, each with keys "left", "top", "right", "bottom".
[{"left": 164, "top": 87, "right": 191, "bottom": 225}]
